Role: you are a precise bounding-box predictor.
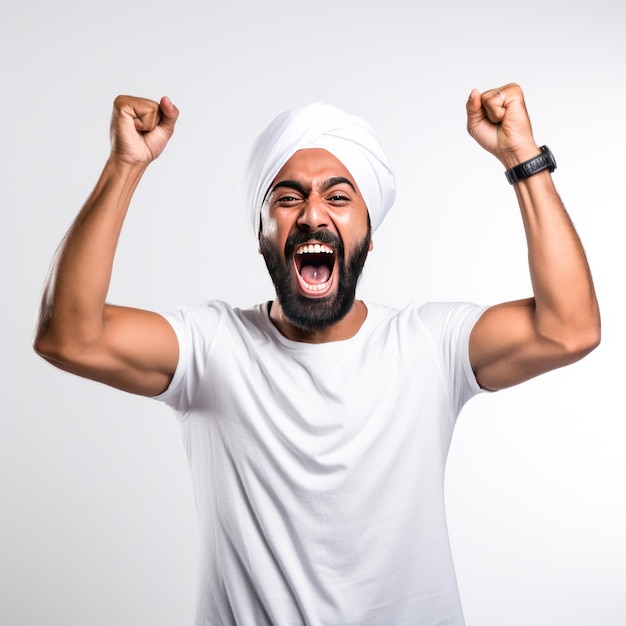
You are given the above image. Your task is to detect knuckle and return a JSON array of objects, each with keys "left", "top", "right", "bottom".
[
  {"left": 507, "top": 82, "right": 523, "bottom": 96},
  {"left": 113, "top": 94, "right": 130, "bottom": 109}
]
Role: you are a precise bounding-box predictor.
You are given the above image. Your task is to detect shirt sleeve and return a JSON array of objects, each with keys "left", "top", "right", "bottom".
[
  {"left": 151, "top": 303, "right": 223, "bottom": 415},
  {"left": 414, "top": 301, "right": 490, "bottom": 415}
]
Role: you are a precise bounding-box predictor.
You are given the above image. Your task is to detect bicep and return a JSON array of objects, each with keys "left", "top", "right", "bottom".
[
  {"left": 469, "top": 298, "right": 572, "bottom": 391},
  {"left": 43, "top": 304, "right": 179, "bottom": 397}
]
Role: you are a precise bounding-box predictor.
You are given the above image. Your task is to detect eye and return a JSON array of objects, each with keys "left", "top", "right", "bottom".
[
  {"left": 275, "top": 194, "right": 303, "bottom": 206},
  {"left": 327, "top": 193, "right": 350, "bottom": 205}
]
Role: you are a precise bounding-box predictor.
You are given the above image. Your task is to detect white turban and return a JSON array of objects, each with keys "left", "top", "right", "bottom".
[{"left": 245, "top": 102, "right": 396, "bottom": 236}]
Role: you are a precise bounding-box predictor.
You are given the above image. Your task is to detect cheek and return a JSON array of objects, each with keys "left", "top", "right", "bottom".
[
  {"left": 336, "top": 215, "right": 371, "bottom": 251},
  {"left": 329, "top": 204, "right": 369, "bottom": 230}
]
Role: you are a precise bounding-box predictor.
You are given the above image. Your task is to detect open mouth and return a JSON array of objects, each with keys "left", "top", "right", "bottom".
[{"left": 293, "top": 242, "right": 336, "bottom": 293}]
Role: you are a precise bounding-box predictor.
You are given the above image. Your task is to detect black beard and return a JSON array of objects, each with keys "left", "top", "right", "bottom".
[{"left": 259, "top": 228, "right": 371, "bottom": 333}]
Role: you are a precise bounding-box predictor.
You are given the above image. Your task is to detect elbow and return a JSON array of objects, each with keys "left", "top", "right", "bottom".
[
  {"left": 535, "top": 304, "right": 602, "bottom": 367},
  {"left": 570, "top": 329, "right": 600, "bottom": 361},
  {"left": 33, "top": 328, "right": 64, "bottom": 365},
  {"left": 579, "top": 306, "right": 602, "bottom": 355},
  {"left": 33, "top": 325, "right": 50, "bottom": 359},
  {"left": 34, "top": 307, "right": 107, "bottom": 372},
  {"left": 33, "top": 302, "right": 64, "bottom": 364},
  {"left": 583, "top": 320, "right": 602, "bottom": 355},
  {"left": 33, "top": 325, "right": 84, "bottom": 370},
  {"left": 557, "top": 317, "right": 601, "bottom": 364},
  {"left": 34, "top": 316, "right": 108, "bottom": 376},
  {"left": 587, "top": 315, "right": 602, "bottom": 352}
]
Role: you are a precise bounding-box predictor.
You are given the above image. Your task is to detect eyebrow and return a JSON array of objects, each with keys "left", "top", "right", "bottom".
[
  {"left": 271, "top": 180, "right": 309, "bottom": 195},
  {"left": 270, "top": 176, "right": 356, "bottom": 196},
  {"left": 324, "top": 177, "right": 356, "bottom": 192}
]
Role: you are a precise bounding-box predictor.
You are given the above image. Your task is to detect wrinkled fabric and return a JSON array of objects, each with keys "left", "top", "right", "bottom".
[
  {"left": 245, "top": 103, "right": 396, "bottom": 236},
  {"left": 155, "top": 299, "right": 487, "bottom": 625}
]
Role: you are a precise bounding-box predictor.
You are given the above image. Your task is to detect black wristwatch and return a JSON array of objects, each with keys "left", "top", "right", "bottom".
[{"left": 505, "top": 146, "right": 557, "bottom": 185}]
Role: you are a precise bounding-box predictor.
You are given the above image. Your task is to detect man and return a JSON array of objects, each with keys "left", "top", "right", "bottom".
[{"left": 34, "top": 84, "right": 600, "bottom": 625}]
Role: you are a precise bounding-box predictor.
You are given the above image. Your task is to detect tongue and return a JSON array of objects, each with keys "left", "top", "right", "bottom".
[{"left": 300, "top": 264, "right": 331, "bottom": 285}]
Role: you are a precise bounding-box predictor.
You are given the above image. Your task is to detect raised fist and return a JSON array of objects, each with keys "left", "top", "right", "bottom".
[
  {"left": 109, "top": 95, "right": 179, "bottom": 166},
  {"left": 466, "top": 83, "right": 539, "bottom": 169}
]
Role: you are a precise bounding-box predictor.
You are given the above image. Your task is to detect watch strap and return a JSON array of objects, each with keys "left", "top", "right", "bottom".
[{"left": 505, "top": 146, "right": 556, "bottom": 184}]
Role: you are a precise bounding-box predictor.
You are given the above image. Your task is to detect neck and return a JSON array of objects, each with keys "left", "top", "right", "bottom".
[{"left": 268, "top": 299, "right": 368, "bottom": 343}]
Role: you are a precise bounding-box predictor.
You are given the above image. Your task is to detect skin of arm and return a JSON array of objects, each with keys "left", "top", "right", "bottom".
[
  {"left": 34, "top": 96, "right": 180, "bottom": 397},
  {"left": 466, "top": 84, "right": 601, "bottom": 391}
]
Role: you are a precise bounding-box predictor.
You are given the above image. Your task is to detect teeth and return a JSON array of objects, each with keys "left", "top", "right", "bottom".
[
  {"left": 296, "top": 243, "right": 333, "bottom": 255},
  {"left": 302, "top": 281, "right": 328, "bottom": 291}
]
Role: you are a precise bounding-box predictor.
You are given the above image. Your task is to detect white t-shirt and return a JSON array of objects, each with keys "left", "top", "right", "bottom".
[{"left": 156, "top": 300, "right": 487, "bottom": 626}]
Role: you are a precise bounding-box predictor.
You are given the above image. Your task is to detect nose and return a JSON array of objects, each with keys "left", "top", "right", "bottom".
[{"left": 296, "top": 194, "right": 329, "bottom": 231}]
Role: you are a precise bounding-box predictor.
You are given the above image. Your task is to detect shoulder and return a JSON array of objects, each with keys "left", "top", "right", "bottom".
[
  {"left": 410, "top": 301, "right": 488, "bottom": 329},
  {"left": 153, "top": 301, "right": 270, "bottom": 410},
  {"left": 366, "top": 300, "right": 487, "bottom": 334},
  {"left": 363, "top": 301, "right": 489, "bottom": 361},
  {"left": 159, "top": 300, "right": 270, "bottom": 349},
  {"left": 161, "top": 300, "right": 267, "bottom": 328}
]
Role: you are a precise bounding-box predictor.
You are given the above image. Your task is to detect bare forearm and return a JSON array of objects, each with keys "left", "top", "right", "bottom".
[
  {"left": 36, "top": 159, "right": 146, "bottom": 349},
  {"left": 33, "top": 95, "right": 180, "bottom": 395},
  {"left": 515, "top": 171, "right": 600, "bottom": 351},
  {"left": 467, "top": 84, "right": 600, "bottom": 390}
]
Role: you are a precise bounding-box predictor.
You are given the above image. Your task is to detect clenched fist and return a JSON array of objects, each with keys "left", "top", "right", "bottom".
[
  {"left": 466, "top": 83, "right": 540, "bottom": 169},
  {"left": 109, "top": 95, "right": 179, "bottom": 166}
]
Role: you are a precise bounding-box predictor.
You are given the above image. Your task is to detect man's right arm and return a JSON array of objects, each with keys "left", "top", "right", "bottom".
[{"left": 34, "top": 96, "right": 180, "bottom": 397}]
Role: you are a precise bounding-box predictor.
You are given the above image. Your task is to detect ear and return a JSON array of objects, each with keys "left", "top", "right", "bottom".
[{"left": 368, "top": 226, "right": 374, "bottom": 252}]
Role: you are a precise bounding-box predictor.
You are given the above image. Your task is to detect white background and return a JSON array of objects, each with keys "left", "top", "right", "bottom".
[{"left": 3, "top": 0, "right": 625, "bottom": 624}]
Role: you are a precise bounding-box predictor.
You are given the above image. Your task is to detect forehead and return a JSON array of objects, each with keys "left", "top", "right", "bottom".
[{"left": 271, "top": 148, "right": 356, "bottom": 187}]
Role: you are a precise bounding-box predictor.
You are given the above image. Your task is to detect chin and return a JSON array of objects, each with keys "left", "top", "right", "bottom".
[
  {"left": 281, "top": 291, "right": 356, "bottom": 332},
  {"left": 260, "top": 227, "right": 371, "bottom": 332}
]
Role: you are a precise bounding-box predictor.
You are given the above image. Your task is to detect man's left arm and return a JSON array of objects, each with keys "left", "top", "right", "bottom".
[{"left": 466, "top": 83, "right": 600, "bottom": 391}]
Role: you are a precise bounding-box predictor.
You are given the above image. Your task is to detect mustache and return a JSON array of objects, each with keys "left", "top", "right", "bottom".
[{"left": 284, "top": 230, "right": 344, "bottom": 260}]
